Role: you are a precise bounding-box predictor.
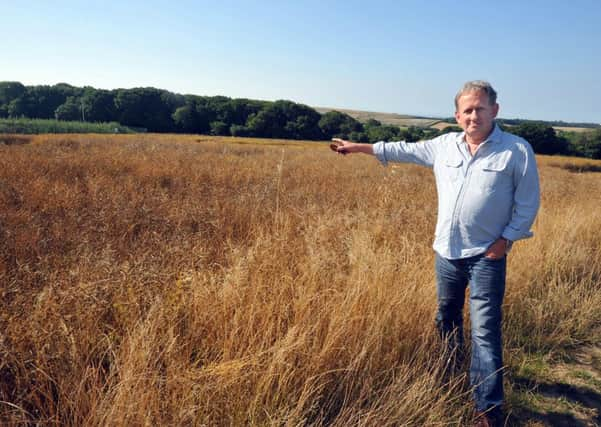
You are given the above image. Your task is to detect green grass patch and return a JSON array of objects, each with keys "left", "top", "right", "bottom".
[
  {"left": 571, "top": 370, "right": 601, "bottom": 391},
  {"left": 0, "top": 118, "right": 139, "bottom": 134},
  {"left": 515, "top": 353, "right": 552, "bottom": 382},
  {"left": 507, "top": 386, "right": 593, "bottom": 425}
]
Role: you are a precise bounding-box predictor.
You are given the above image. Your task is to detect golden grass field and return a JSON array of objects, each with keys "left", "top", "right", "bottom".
[{"left": 1, "top": 133, "right": 600, "bottom": 426}]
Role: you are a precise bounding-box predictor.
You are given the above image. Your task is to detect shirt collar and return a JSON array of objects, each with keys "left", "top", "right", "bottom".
[
  {"left": 486, "top": 123, "right": 503, "bottom": 144},
  {"left": 455, "top": 122, "right": 502, "bottom": 145}
]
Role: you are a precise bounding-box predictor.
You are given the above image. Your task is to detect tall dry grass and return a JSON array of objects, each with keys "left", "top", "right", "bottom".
[{"left": 1, "top": 134, "right": 600, "bottom": 426}]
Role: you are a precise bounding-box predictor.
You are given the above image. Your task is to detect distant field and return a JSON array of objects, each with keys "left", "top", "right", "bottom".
[
  {"left": 314, "top": 106, "right": 441, "bottom": 127},
  {"left": 553, "top": 126, "right": 597, "bottom": 133},
  {"left": 429, "top": 120, "right": 457, "bottom": 131},
  {"left": 1, "top": 134, "right": 600, "bottom": 426}
]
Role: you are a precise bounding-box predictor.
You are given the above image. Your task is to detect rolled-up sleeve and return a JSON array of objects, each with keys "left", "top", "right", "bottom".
[{"left": 501, "top": 141, "right": 540, "bottom": 242}]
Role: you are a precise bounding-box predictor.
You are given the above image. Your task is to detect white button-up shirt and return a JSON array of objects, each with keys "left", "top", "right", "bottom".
[{"left": 373, "top": 124, "right": 540, "bottom": 259}]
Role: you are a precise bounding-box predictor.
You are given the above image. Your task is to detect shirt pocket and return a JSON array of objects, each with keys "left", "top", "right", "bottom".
[
  {"left": 443, "top": 158, "right": 463, "bottom": 182},
  {"left": 478, "top": 157, "right": 512, "bottom": 192}
]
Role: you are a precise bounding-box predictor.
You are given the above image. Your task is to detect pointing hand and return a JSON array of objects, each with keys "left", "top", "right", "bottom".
[{"left": 330, "top": 138, "right": 350, "bottom": 155}]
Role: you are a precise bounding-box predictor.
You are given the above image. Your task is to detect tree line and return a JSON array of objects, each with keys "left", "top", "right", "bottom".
[
  {"left": 0, "top": 81, "right": 599, "bottom": 158},
  {"left": 499, "top": 122, "right": 601, "bottom": 159}
]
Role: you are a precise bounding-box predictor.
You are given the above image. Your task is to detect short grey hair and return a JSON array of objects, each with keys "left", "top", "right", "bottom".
[{"left": 454, "top": 80, "right": 497, "bottom": 109}]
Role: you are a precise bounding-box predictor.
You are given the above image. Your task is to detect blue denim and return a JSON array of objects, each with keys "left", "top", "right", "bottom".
[{"left": 435, "top": 252, "right": 506, "bottom": 412}]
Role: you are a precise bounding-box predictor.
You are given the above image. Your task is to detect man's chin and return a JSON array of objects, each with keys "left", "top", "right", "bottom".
[{"left": 467, "top": 126, "right": 490, "bottom": 138}]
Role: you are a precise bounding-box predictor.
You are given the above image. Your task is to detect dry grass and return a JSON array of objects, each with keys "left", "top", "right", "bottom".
[{"left": 1, "top": 134, "right": 600, "bottom": 426}]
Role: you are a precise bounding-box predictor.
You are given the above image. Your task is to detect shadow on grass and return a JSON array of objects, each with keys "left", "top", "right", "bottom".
[
  {"left": 549, "top": 162, "right": 601, "bottom": 173},
  {"left": 509, "top": 376, "right": 601, "bottom": 426},
  {"left": 0, "top": 135, "right": 33, "bottom": 146}
]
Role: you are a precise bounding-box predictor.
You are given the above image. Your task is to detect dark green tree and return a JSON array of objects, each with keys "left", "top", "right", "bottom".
[
  {"left": 80, "top": 89, "right": 116, "bottom": 122},
  {"left": 366, "top": 124, "right": 401, "bottom": 142},
  {"left": 7, "top": 84, "right": 80, "bottom": 118},
  {"left": 364, "top": 118, "right": 381, "bottom": 128},
  {"left": 570, "top": 129, "right": 601, "bottom": 159},
  {"left": 55, "top": 97, "right": 83, "bottom": 121},
  {"left": 512, "top": 122, "right": 568, "bottom": 155},
  {"left": 230, "top": 124, "right": 251, "bottom": 137},
  {"left": 173, "top": 104, "right": 197, "bottom": 133},
  {"left": 114, "top": 88, "right": 176, "bottom": 131},
  {"left": 348, "top": 131, "right": 369, "bottom": 142},
  {"left": 439, "top": 125, "right": 463, "bottom": 134},
  {"left": 246, "top": 100, "right": 323, "bottom": 139},
  {"left": 172, "top": 98, "right": 213, "bottom": 134},
  {"left": 422, "top": 128, "right": 441, "bottom": 139},
  {"left": 0, "top": 82, "right": 26, "bottom": 116},
  {"left": 210, "top": 121, "right": 229, "bottom": 136},
  {"left": 205, "top": 96, "right": 236, "bottom": 125},
  {"left": 7, "top": 96, "right": 32, "bottom": 118},
  {"left": 399, "top": 126, "right": 426, "bottom": 142},
  {"left": 318, "top": 111, "right": 363, "bottom": 139},
  {"left": 229, "top": 98, "right": 266, "bottom": 125}
]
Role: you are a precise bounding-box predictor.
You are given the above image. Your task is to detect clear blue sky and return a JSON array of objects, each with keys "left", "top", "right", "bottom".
[{"left": 3, "top": 0, "right": 601, "bottom": 123}]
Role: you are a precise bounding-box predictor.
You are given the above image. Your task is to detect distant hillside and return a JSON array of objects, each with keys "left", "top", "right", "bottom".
[
  {"left": 313, "top": 107, "right": 442, "bottom": 128},
  {"left": 314, "top": 106, "right": 600, "bottom": 132}
]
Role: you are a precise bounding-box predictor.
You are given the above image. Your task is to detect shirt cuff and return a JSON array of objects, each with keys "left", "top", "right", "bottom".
[
  {"left": 372, "top": 141, "right": 388, "bottom": 166},
  {"left": 500, "top": 237, "right": 513, "bottom": 253},
  {"left": 501, "top": 229, "right": 532, "bottom": 243}
]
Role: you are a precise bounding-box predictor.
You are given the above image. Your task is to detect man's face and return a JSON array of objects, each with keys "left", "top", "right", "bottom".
[{"left": 455, "top": 90, "right": 499, "bottom": 143}]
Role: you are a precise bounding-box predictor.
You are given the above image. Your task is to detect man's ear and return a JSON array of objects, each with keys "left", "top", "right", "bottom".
[
  {"left": 492, "top": 103, "right": 499, "bottom": 118},
  {"left": 454, "top": 111, "right": 460, "bottom": 122}
]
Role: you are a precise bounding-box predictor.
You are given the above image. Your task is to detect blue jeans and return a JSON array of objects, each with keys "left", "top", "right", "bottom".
[{"left": 435, "top": 253, "right": 506, "bottom": 412}]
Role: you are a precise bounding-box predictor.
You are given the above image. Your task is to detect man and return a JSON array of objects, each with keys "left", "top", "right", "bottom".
[{"left": 331, "top": 81, "right": 540, "bottom": 427}]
